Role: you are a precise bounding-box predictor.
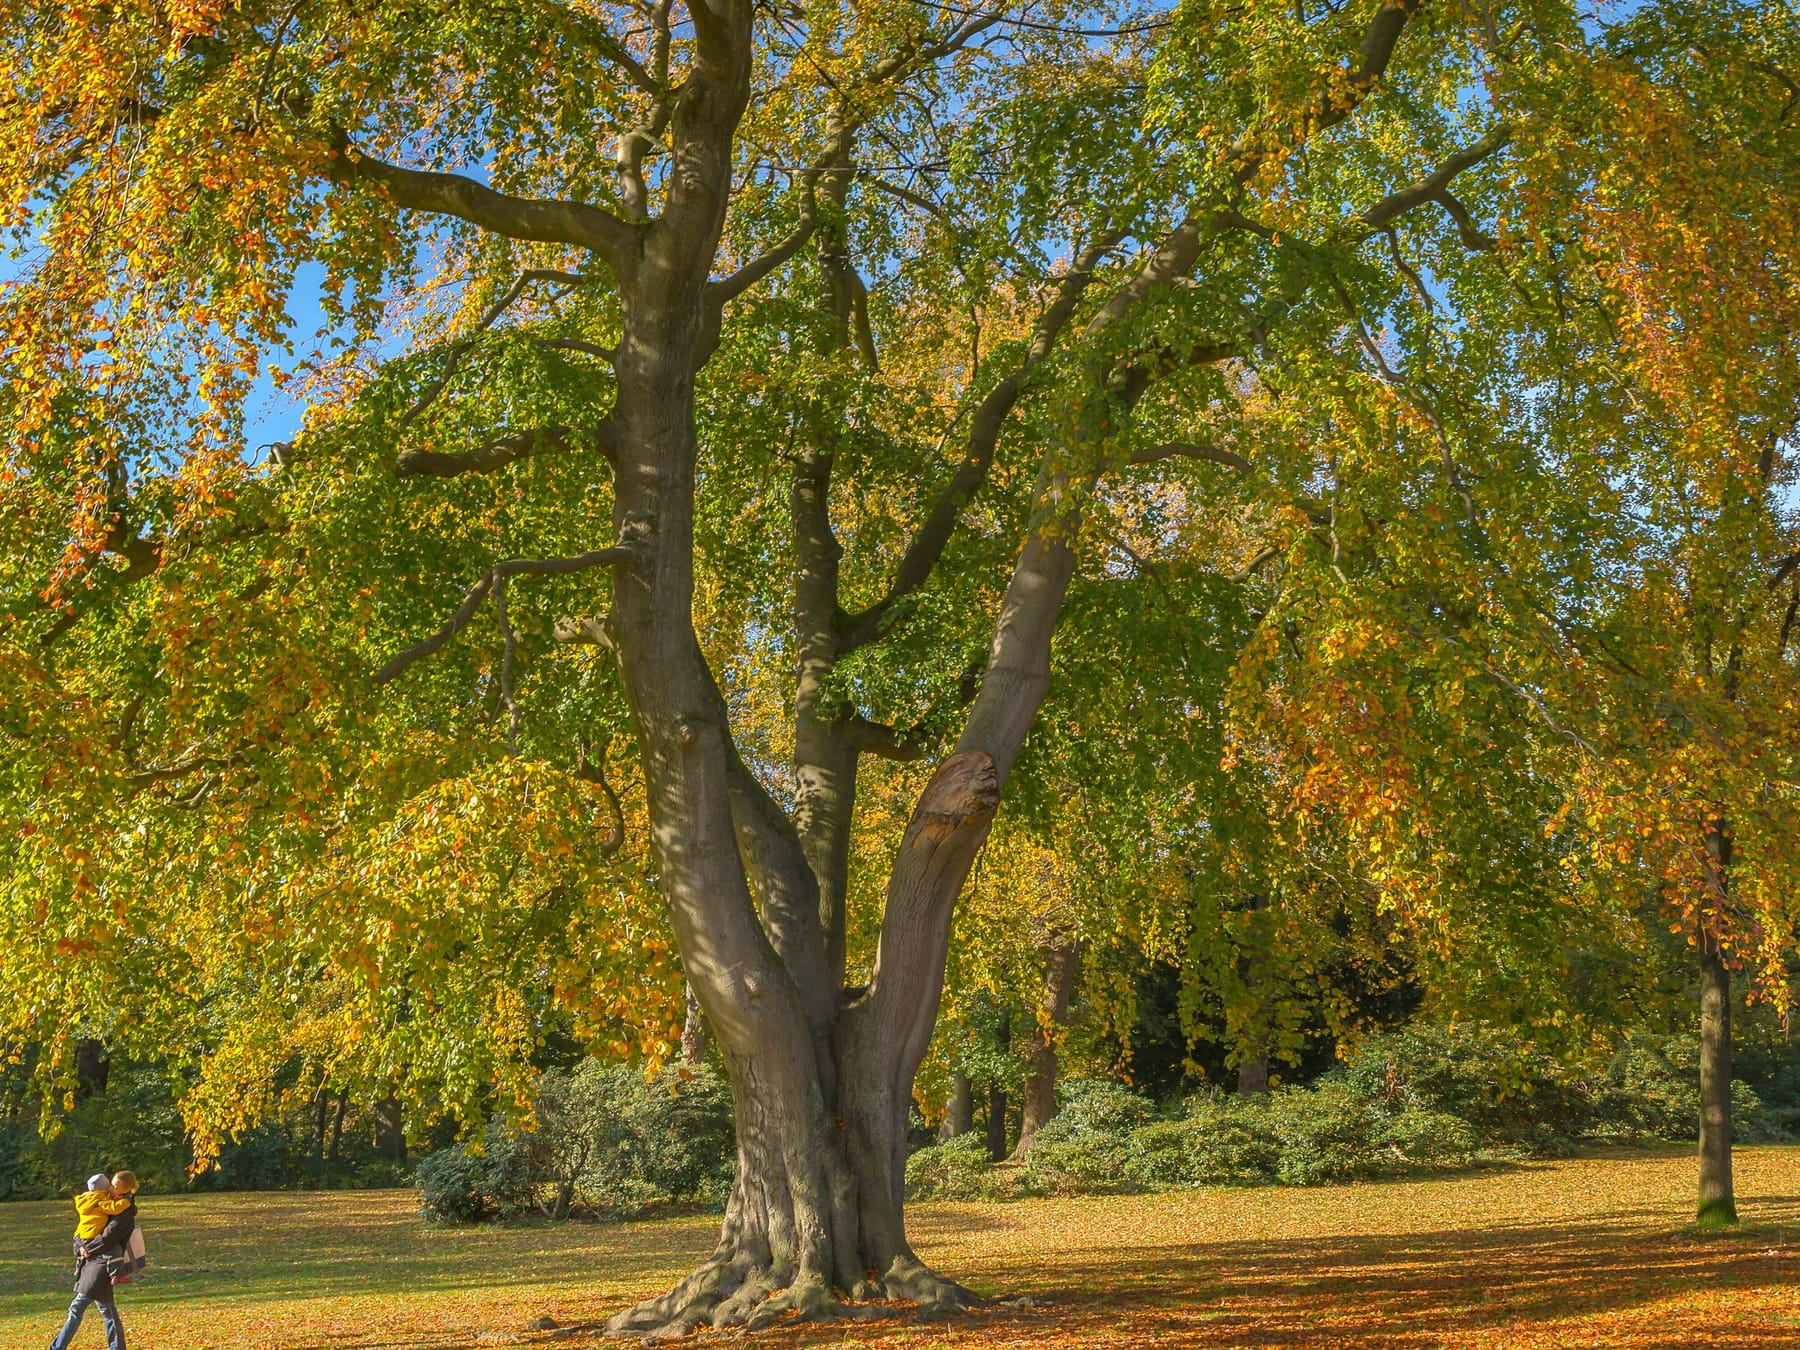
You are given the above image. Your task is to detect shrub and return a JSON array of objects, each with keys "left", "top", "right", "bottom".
[
  {"left": 1265, "top": 1083, "right": 1390, "bottom": 1185},
  {"left": 416, "top": 1123, "right": 533, "bottom": 1222},
  {"left": 1032, "top": 1079, "right": 1155, "bottom": 1146},
  {"left": 1332, "top": 1024, "right": 1593, "bottom": 1149},
  {"left": 1021, "top": 1133, "right": 1139, "bottom": 1195},
  {"left": 552, "top": 1061, "right": 735, "bottom": 1217},
  {"left": 1376, "top": 1109, "right": 1481, "bottom": 1170},
  {"left": 905, "top": 1134, "right": 995, "bottom": 1201}
]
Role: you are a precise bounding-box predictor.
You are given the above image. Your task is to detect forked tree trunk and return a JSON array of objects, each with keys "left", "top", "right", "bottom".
[
  {"left": 1698, "top": 939, "right": 1736, "bottom": 1227},
  {"left": 1012, "top": 938, "right": 1080, "bottom": 1158}
]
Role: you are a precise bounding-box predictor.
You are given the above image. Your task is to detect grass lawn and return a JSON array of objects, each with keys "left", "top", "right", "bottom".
[{"left": 4, "top": 1148, "right": 1799, "bottom": 1348}]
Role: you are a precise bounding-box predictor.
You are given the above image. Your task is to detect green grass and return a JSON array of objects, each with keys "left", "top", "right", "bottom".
[{"left": 5, "top": 1147, "right": 1800, "bottom": 1348}]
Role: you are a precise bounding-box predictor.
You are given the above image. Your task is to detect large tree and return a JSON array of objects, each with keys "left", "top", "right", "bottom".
[{"left": 4, "top": 0, "right": 1794, "bottom": 1333}]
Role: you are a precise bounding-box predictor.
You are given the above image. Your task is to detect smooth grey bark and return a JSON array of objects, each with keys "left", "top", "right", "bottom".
[
  {"left": 1698, "top": 942, "right": 1735, "bottom": 1225},
  {"left": 373, "top": 1096, "right": 405, "bottom": 1162}
]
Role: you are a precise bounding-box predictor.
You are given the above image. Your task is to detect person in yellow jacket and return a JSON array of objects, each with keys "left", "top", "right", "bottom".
[{"left": 72, "top": 1175, "right": 132, "bottom": 1243}]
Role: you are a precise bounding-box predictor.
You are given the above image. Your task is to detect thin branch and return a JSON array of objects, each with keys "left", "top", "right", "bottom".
[
  {"left": 373, "top": 547, "right": 635, "bottom": 685},
  {"left": 575, "top": 734, "right": 627, "bottom": 857}
]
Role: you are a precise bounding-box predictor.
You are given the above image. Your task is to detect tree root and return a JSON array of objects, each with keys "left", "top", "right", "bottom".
[
  {"left": 604, "top": 1257, "right": 740, "bottom": 1339},
  {"left": 608, "top": 1255, "right": 978, "bottom": 1339},
  {"left": 881, "top": 1254, "right": 982, "bottom": 1315}
]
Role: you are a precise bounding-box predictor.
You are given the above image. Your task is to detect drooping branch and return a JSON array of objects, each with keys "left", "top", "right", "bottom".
[
  {"left": 372, "top": 546, "right": 636, "bottom": 684},
  {"left": 575, "top": 734, "right": 627, "bottom": 858}
]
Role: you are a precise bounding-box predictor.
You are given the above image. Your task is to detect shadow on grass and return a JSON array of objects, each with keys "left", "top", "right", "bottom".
[{"left": 950, "top": 1205, "right": 1800, "bottom": 1347}]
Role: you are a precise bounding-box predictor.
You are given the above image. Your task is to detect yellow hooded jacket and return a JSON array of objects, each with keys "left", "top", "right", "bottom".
[{"left": 73, "top": 1190, "right": 130, "bottom": 1241}]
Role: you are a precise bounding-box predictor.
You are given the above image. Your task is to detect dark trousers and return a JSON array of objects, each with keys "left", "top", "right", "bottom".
[{"left": 48, "top": 1290, "right": 125, "bottom": 1350}]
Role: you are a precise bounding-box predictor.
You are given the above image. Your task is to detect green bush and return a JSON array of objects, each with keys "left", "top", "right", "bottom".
[
  {"left": 1160, "top": 1098, "right": 1285, "bottom": 1185},
  {"left": 415, "top": 1123, "right": 534, "bottom": 1222},
  {"left": 420, "top": 1060, "right": 737, "bottom": 1222},
  {"left": 1020, "top": 1133, "right": 1139, "bottom": 1195},
  {"left": 1332, "top": 1025, "right": 1594, "bottom": 1149},
  {"left": 905, "top": 1134, "right": 996, "bottom": 1201},
  {"left": 1265, "top": 1083, "right": 1391, "bottom": 1185}
]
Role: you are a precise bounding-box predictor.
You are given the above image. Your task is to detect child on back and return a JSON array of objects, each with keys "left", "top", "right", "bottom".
[{"left": 72, "top": 1173, "right": 131, "bottom": 1252}]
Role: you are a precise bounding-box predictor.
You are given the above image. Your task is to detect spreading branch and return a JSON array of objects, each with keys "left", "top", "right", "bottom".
[
  {"left": 839, "top": 231, "right": 1124, "bottom": 652},
  {"left": 1358, "top": 125, "right": 1513, "bottom": 244},
  {"left": 328, "top": 136, "right": 640, "bottom": 269}
]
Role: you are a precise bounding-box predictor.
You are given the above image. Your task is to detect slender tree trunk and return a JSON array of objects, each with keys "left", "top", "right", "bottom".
[
  {"left": 1697, "top": 822, "right": 1737, "bottom": 1228},
  {"left": 312, "top": 1089, "right": 330, "bottom": 1159},
  {"left": 74, "top": 1040, "right": 109, "bottom": 1101},
  {"left": 940, "top": 1073, "right": 974, "bottom": 1140},
  {"left": 1698, "top": 938, "right": 1737, "bottom": 1227},
  {"left": 681, "top": 983, "right": 709, "bottom": 1063},
  {"left": 373, "top": 1096, "right": 405, "bottom": 1162},
  {"left": 329, "top": 1094, "right": 348, "bottom": 1159},
  {"left": 1011, "top": 938, "right": 1079, "bottom": 1158},
  {"left": 985, "top": 1082, "right": 1009, "bottom": 1162}
]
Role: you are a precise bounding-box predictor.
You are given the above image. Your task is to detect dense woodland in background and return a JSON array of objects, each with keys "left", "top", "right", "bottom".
[{"left": 1, "top": 0, "right": 1797, "bottom": 1332}]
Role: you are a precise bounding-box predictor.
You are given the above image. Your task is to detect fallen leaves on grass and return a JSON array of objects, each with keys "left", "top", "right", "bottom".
[{"left": 3, "top": 1149, "right": 1798, "bottom": 1349}]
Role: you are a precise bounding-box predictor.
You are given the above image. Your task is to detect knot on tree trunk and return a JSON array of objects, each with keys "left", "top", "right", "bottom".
[{"left": 905, "top": 750, "right": 1000, "bottom": 847}]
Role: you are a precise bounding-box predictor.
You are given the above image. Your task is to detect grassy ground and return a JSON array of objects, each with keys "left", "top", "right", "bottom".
[{"left": 4, "top": 1148, "right": 1799, "bottom": 1349}]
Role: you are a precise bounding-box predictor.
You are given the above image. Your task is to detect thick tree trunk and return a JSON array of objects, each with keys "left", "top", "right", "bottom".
[
  {"left": 1698, "top": 939, "right": 1736, "bottom": 1227},
  {"left": 1011, "top": 939, "right": 1079, "bottom": 1158},
  {"left": 940, "top": 1073, "right": 974, "bottom": 1140}
]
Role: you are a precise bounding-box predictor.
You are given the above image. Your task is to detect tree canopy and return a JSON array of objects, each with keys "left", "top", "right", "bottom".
[{"left": 2, "top": 0, "right": 1797, "bottom": 1325}]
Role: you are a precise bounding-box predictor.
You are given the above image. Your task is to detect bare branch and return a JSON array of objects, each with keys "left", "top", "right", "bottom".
[
  {"left": 849, "top": 716, "right": 925, "bottom": 762},
  {"left": 1128, "top": 441, "right": 1253, "bottom": 472},
  {"left": 1358, "top": 125, "right": 1513, "bottom": 237},
  {"left": 709, "top": 200, "right": 822, "bottom": 306}
]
